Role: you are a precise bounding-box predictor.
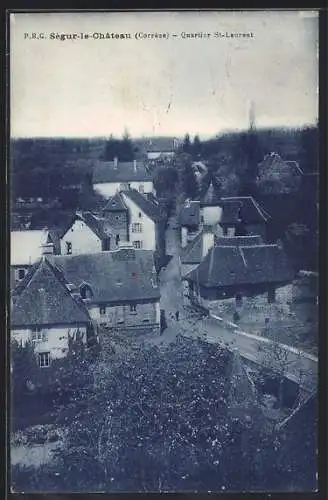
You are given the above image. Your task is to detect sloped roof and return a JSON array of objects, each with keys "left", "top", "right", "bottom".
[
  {"left": 60, "top": 212, "right": 114, "bottom": 240},
  {"left": 259, "top": 153, "right": 303, "bottom": 176},
  {"left": 180, "top": 201, "right": 201, "bottom": 227},
  {"left": 181, "top": 231, "right": 203, "bottom": 264},
  {"left": 49, "top": 249, "right": 160, "bottom": 303},
  {"left": 220, "top": 197, "right": 270, "bottom": 224},
  {"left": 11, "top": 258, "right": 91, "bottom": 327},
  {"left": 11, "top": 230, "right": 49, "bottom": 266},
  {"left": 186, "top": 244, "right": 294, "bottom": 288},
  {"left": 215, "top": 235, "right": 263, "bottom": 246},
  {"left": 103, "top": 192, "right": 128, "bottom": 212},
  {"left": 92, "top": 160, "right": 152, "bottom": 184},
  {"left": 121, "top": 189, "right": 162, "bottom": 222}
]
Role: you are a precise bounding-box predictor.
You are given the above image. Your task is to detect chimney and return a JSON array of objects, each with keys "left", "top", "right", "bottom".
[
  {"left": 113, "top": 156, "right": 118, "bottom": 169},
  {"left": 133, "top": 159, "right": 137, "bottom": 172}
]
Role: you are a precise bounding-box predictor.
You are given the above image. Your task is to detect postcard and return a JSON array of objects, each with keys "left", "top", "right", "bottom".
[{"left": 9, "top": 9, "right": 319, "bottom": 493}]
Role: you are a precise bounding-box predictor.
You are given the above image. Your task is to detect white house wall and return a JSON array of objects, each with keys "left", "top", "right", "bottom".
[
  {"left": 202, "top": 206, "right": 223, "bottom": 226},
  {"left": 60, "top": 220, "right": 102, "bottom": 255},
  {"left": 93, "top": 181, "right": 154, "bottom": 199},
  {"left": 121, "top": 193, "right": 156, "bottom": 250},
  {"left": 11, "top": 325, "right": 87, "bottom": 361},
  {"left": 88, "top": 302, "right": 159, "bottom": 327}
]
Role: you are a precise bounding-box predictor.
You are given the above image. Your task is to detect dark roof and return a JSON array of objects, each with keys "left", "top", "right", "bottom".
[
  {"left": 49, "top": 249, "right": 160, "bottom": 304},
  {"left": 92, "top": 160, "right": 153, "bottom": 184},
  {"left": 60, "top": 212, "right": 113, "bottom": 240},
  {"left": 215, "top": 235, "right": 263, "bottom": 246},
  {"left": 122, "top": 189, "right": 162, "bottom": 222},
  {"left": 180, "top": 201, "right": 201, "bottom": 227},
  {"left": 186, "top": 244, "right": 294, "bottom": 287},
  {"left": 259, "top": 153, "right": 304, "bottom": 176},
  {"left": 181, "top": 231, "right": 203, "bottom": 264},
  {"left": 220, "top": 197, "right": 270, "bottom": 224},
  {"left": 12, "top": 258, "right": 91, "bottom": 327},
  {"left": 103, "top": 192, "right": 128, "bottom": 212}
]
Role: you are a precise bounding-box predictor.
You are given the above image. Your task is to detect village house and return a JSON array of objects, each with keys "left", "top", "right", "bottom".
[
  {"left": 118, "top": 188, "right": 166, "bottom": 261},
  {"left": 198, "top": 176, "right": 223, "bottom": 226},
  {"left": 257, "top": 152, "right": 304, "bottom": 195},
  {"left": 59, "top": 211, "right": 116, "bottom": 255},
  {"left": 102, "top": 191, "right": 130, "bottom": 246},
  {"left": 10, "top": 229, "right": 60, "bottom": 289},
  {"left": 48, "top": 246, "right": 161, "bottom": 335},
  {"left": 184, "top": 239, "right": 294, "bottom": 308},
  {"left": 92, "top": 157, "right": 155, "bottom": 198},
  {"left": 11, "top": 256, "right": 94, "bottom": 367},
  {"left": 218, "top": 196, "right": 270, "bottom": 240},
  {"left": 145, "top": 137, "right": 179, "bottom": 160},
  {"left": 179, "top": 200, "right": 201, "bottom": 248}
]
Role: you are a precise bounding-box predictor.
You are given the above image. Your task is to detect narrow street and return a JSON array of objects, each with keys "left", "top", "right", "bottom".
[{"left": 153, "top": 220, "right": 317, "bottom": 394}]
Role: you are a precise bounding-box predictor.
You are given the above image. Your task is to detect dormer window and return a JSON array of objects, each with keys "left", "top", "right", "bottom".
[
  {"left": 66, "top": 241, "right": 72, "bottom": 255},
  {"left": 17, "top": 268, "right": 26, "bottom": 281},
  {"left": 80, "top": 283, "right": 93, "bottom": 299}
]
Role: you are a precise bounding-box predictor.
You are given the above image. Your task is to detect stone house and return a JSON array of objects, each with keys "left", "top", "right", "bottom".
[
  {"left": 184, "top": 240, "right": 294, "bottom": 308},
  {"left": 179, "top": 200, "right": 201, "bottom": 248},
  {"left": 11, "top": 257, "right": 94, "bottom": 367},
  {"left": 102, "top": 191, "right": 129, "bottom": 246},
  {"left": 49, "top": 246, "right": 161, "bottom": 336},
  {"left": 59, "top": 211, "right": 116, "bottom": 256},
  {"left": 92, "top": 158, "right": 155, "bottom": 198}
]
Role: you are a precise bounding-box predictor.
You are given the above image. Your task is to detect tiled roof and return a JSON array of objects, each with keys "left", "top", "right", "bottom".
[
  {"left": 103, "top": 192, "right": 128, "bottom": 212},
  {"left": 146, "top": 137, "right": 176, "bottom": 152},
  {"left": 60, "top": 212, "right": 114, "bottom": 241},
  {"left": 180, "top": 201, "right": 201, "bottom": 227},
  {"left": 215, "top": 235, "right": 263, "bottom": 246},
  {"left": 11, "top": 258, "right": 91, "bottom": 327},
  {"left": 92, "top": 160, "right": 153, "bottom": 184},
  {"left": 11, "top": 230, "right": 50, "bottom": 266},
  {"left": 121, "top": 189, "right": 162, "bottom": 222},
  {"left": 49, "top": 249, "right": 160, "bottom": 304},
  {"left": 220, "top": 197, "right": 270, "bottom": 224},
  {"left": 186, "top": 244, "right": 294, "bottom": 287},
  {"left": 259, "top": 153, "right": 304, "bottom": 176},
  {"left": 181, "top": 231, "right": 203, "bottom": 264}
]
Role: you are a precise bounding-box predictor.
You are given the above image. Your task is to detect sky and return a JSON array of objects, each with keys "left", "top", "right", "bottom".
[{"left": 10, "top": 10, "right": 318, "bottom": 139}]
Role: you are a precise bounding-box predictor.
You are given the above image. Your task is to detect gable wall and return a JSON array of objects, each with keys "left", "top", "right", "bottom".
[
  {"left": 121, "top": 194, "right": 156, "bottom": 250},
  {"left": 94, "top": 181, "right": 154, "bottom": 199},
  {"left": 60, "top": 219, "right": 102, "bottom": 255}
]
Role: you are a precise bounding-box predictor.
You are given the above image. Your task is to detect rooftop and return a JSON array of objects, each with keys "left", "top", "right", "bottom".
[
  {"left": 60, "top": 212, "right": 114, "bottom": 241},
  {"left": 220, "top": 196, "right": 270, "bottom": 225},
  {"left": 48, "top": 249, "right": 160, "bottom": 304},
  {"left": 11, "top": 258, "right": 91, "bottom": 327},
  {"left": 103, "top": 192, "right": 128, "bottom": 212},
  {"left": 186, "top": 243, "right": 294, "bottom": 288},
  {"left": 180, "top": 200, "right": 201, "bottom": 227},
  {"left": 121, "top": 189, "right": 162, "bottom": 222},
  {"left": 92, "top": 160, "right": 153, "bottom": 184}
]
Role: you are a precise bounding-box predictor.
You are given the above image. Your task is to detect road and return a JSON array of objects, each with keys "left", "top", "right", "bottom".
[{"left": 155, "top": 223, "right": 317, "bottom": 395}]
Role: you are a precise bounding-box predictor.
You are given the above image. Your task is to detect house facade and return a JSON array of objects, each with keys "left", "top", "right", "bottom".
[
  {"left": 59, "top": 212, "right": 116, "bottom": 256},
  {"left": 92, "top": 159, "right": 155, "bottom": 198},
  {"left": 11, "top": 257, "right": 94, "bottom": 366},
  {"left": 50, "top": 247, "right": 161, "bottom": 336},
  {"left": 102, "top": 192, "right": 130, "bottom": 245}
]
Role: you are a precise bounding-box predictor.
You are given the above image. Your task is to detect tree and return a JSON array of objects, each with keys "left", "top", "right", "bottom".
[
  {"left": 192, "top": 135, "right": 202, "bottom": 159},
  {"left": 45, "top": 339, "right": 271, "bottom": 492},
  {"left": 182, "top": 134, "right": 192, "bottom": 155}
]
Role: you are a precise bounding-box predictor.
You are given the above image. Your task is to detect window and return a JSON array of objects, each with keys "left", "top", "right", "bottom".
[
  {"left": 132, "top": 223, "right": 142, "bottom": 233},
  {"left": 80, "top": 284, "right": 93, "bottom": 300},
  {"left": 38, "top": 352, "right": 50, "bottom": 368},
  {"left": 100, "top": 306, "right": 106, "bottom": 316},
  {"left": 132, "top": 240, "right": 143, "bottom": 249},
  {"left": 17, "top": 269, "right": 26, "bottom": 280},
  {"left": 66, "top": 241, "right": 72, "bottom": 255},
  {"left": 130, "top": 304, "right": 137, "bottom": 313},
  {"left": 116, "top": 234, "right": 120, "bottom": 245},
  {"left": 138, "top": 184, "right": 144, "bottom": 194},
  {"left": 138, "top": 212, "right": 142, "bottom": 218},
  {"left": 31, "top": 327, "right": 46, "bottom": 342}
]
